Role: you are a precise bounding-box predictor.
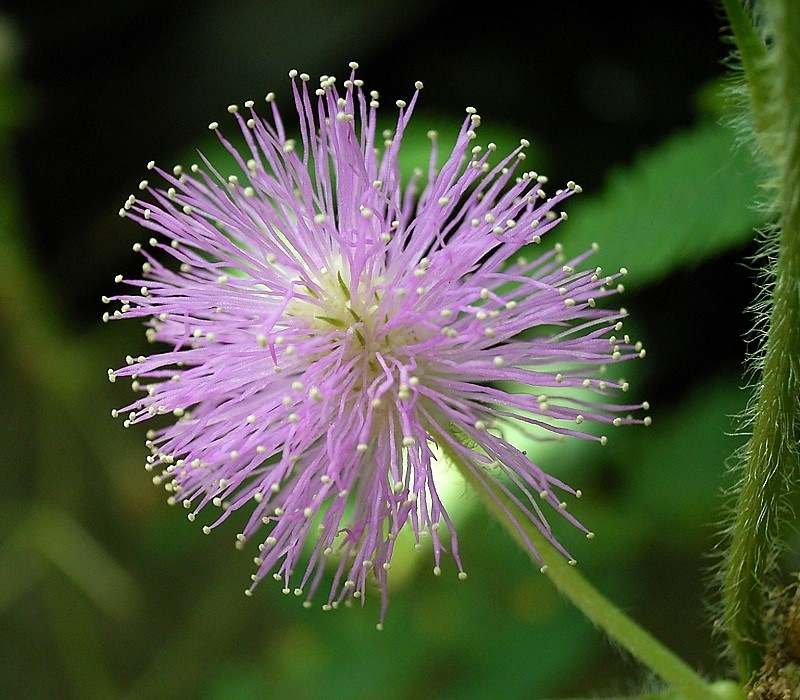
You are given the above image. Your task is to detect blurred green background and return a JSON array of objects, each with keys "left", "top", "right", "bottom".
[{"left": 0, "top": 2, "right": 776, "bottom": 698}]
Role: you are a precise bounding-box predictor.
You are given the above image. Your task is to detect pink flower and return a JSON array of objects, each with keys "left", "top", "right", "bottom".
[{"left": 108, "top": 63, "right": 648, "bottom": 625}]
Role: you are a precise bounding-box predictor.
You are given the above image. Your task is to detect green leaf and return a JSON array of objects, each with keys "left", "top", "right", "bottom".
[
  {"left": 550, "top": 122, "right": 764, "bottom": 287},
  {"left": 621, "top": 376, "right": 746, "bottom": 524}
]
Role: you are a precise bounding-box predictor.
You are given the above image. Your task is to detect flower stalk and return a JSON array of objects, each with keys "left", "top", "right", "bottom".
[
  {"left": 720, "top": 0, "right": 800, "bottom": 682},
  {"left": 439, "top": 440, "right": 718, "bottom": 700}
]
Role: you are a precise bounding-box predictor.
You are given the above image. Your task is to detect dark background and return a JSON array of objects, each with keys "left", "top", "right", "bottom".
[{"left": 1, "top": 2, "right": 767, "bottom": 698}]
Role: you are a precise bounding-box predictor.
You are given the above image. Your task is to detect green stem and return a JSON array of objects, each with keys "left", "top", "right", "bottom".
[
  {"left": 721, "top": 0, "right": 777, "bottom": 160},
  {"left": 438, "top": 441, "right": 717, "bottom": 700},
  {"left": 720, "top": 0, "right": 800, "bottom": 682}
]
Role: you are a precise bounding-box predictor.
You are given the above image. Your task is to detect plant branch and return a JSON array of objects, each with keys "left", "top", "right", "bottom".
[
  {"left": 438, "top": 440, "right": 718, "bottom": 700},
  {"left": 720, "top": 0, "right": 800, "bottom": 682},
  {"left": 721, "top": 0, "right": 777, "bottom": 160}
]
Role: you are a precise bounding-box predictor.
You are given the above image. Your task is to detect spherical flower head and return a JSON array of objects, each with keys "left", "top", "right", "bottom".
[{"left": 107, "top": 64, "right": 649, "bottom": 623}]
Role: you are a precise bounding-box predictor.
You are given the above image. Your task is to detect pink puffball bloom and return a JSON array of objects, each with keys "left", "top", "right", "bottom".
[{"left": 107, "top": 63, "right": 648, "bottom": 625}]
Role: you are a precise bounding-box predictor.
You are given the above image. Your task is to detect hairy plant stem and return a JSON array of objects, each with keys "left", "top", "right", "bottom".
[
  {"left": 438, "top": 440, "right": 717, "bottom": 700},
  {"left": 720, "top": 0, "right": 800, "bottom": 682},
  {"left": 720, "top": 0, "right": 776, "bottom": 160}
]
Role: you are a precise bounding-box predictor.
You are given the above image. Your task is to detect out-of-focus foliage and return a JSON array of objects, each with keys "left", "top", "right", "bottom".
[{"left": 551, "top": 122, "right": 764, "bottom": 287}]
